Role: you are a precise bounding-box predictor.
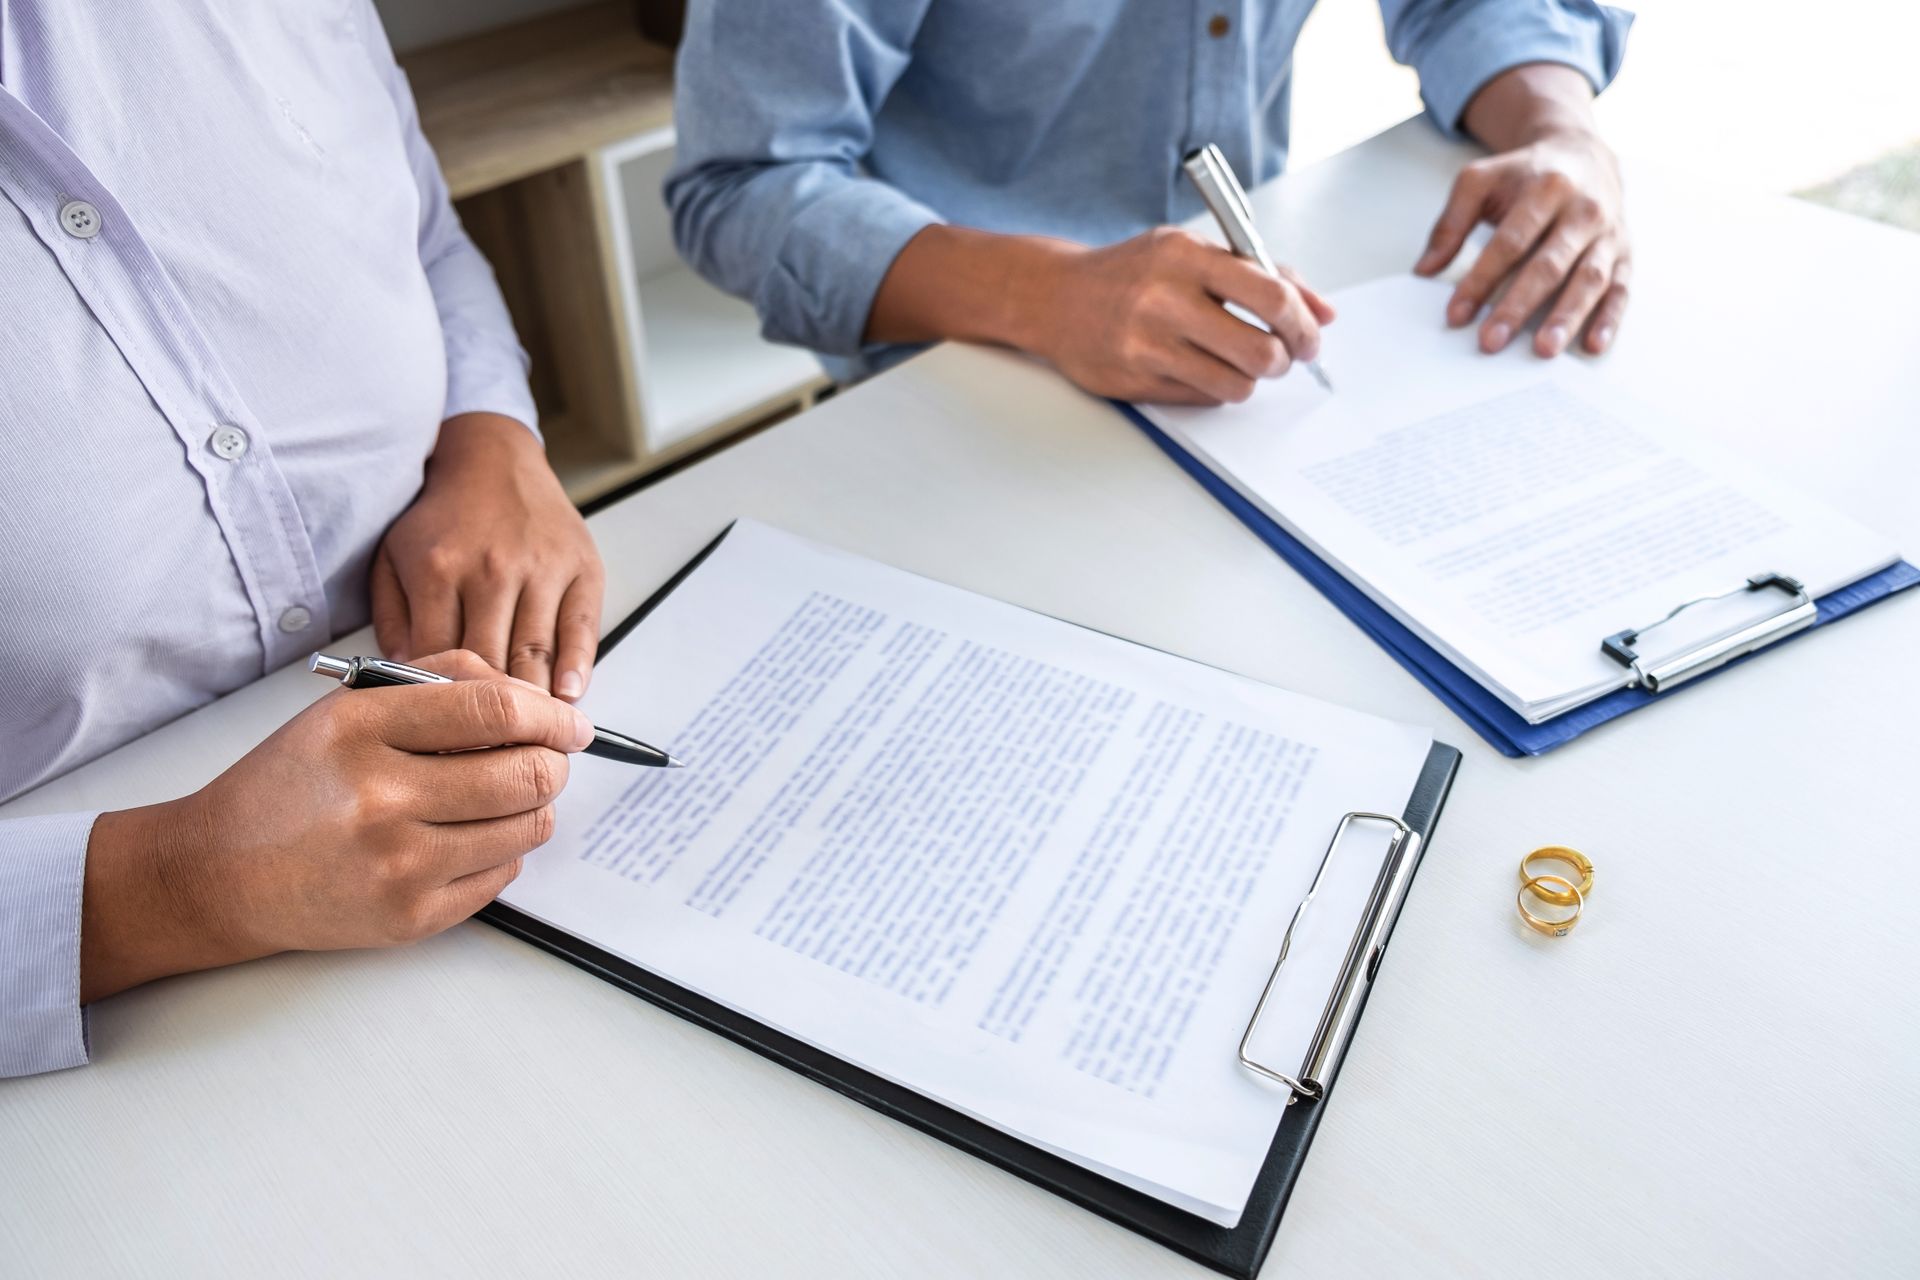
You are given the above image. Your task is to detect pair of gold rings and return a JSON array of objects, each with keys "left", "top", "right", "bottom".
[{"left": 1516, "top": 846, "right": 1594, "bottom": 937}]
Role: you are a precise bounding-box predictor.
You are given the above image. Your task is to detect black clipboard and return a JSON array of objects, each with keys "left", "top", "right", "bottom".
[{"left": 480, "top": 525, "right": 1462, "bottom": 1279}]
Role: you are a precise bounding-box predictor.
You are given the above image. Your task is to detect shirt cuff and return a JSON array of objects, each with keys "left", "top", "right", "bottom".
[
  {"left": 443, "top": 346, "right": 542, "bottom": 443},
  {"left": 760, "top": 179, "right": 944, "bottom": 357},
  {"left": 0, "top": 812, "right": 96, "bottom": 1077},
  {"left": 1415, "top": 2, "right": 1634, "bottom": 138}
]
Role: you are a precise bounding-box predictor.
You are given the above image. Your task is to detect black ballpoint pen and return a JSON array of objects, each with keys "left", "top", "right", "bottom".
[{"left": 308, "top": 653, "right": 683, "bottom": 768}]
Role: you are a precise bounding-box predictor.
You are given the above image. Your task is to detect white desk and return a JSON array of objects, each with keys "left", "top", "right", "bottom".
[{"left": 4, "top": 119, "right": 1918, "bottom": 1279}]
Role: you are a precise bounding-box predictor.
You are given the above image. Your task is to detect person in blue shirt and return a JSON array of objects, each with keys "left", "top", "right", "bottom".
[{"left": 666, "top": 1, "right": 1633, "bottom": 404}]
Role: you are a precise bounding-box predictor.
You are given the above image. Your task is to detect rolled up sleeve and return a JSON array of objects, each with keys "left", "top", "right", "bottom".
[
  {"left": 1, "top": 812, "right": 95, "bottom": 1077},
  {"left": 356, "top": 0, "right": 541, "bottom": 436},
  {"left": 1380, "top": 0, "right": 1634, "bottom": 137},
  {"left": 665, "top": 0, "right": 942, "bottom": 357}
]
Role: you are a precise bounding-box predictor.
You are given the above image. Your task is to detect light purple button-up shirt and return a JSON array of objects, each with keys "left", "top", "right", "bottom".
[{"left": 0, "top": 1, "right": 536, "bottom": 1076}]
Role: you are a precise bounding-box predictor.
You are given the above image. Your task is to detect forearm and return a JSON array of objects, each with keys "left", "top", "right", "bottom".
[
  {"left": 865, "top": 225, "right": 1080, "bottom": 350},
  {"left": 1460, "top": 62, "right": 1601, "bottom": 151},
  {"left": 81, "top": 799, "right": 249, "bottom": 1003}
]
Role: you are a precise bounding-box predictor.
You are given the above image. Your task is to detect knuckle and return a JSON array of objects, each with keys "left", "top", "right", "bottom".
[
  {"left": 421, "top": 544, "right": 463, "bottom": 578},
  {"left": 1491, "top": 226, "right": 1532, "bottom": 254},
  {"left": 466, "top": 678, "right": 523, "bottom": 737},
  {"left": 476, "top": 546, "right": 515, "bottom": 584},
  {"left": 509, "top": 638, "right": 555, "bottom": 670},
  {"left": 519, "top": 748, "right": 566, "bottom": 806},
  {"left": 1576, "top": 260, "right": 1609, "bottom": 289},
  {"left": 1538, "top": 170, "right": 1573, "bottom": 197},
  {"left": 526, "top": 803, "right": 557, "bottom": 849}
]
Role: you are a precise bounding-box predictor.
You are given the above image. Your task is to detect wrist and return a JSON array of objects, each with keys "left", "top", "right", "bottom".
[
  {"left": 81, "top": 796, "right": 248, "bottom": 1003},
  {"left": 1462, "top": 62, "right": 1601, "bottom": 153},
  {"left": 429, "top": 411, "right": 544, "bottom": 479},
  {"left": 867, "top": 224, "right": 1087, "bottom": 354}
]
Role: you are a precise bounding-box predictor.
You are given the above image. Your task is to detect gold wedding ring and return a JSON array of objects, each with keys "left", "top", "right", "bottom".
[
  {"left": 1517, "top": 875, "right": 1583, "bottom": 937},
  {"left": 1519, "top": 846, "right": 1594, "bottom": 907}
]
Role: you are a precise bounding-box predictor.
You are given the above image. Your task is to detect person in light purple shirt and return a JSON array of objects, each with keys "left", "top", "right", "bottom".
[{"left": 0, "top": 2, "right": 608, "bottom": 1076}]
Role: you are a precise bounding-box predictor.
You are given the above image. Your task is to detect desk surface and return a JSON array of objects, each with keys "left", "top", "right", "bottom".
[{"left": 4, "top": 119, "right": 1918, "bottom": 1279}]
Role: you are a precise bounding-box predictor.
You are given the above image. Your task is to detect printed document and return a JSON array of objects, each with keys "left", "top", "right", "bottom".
[
  {"left": 1138, "top": 275, "right": 1901, "bottom": 719},
  {"left": 502, "top": 520, "right": 1434, "bottom": 1225}
]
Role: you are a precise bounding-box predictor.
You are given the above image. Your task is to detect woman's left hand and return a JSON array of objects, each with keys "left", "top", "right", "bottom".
[{"left": 372, "top": 412, "right": 604, "bottom": 701}]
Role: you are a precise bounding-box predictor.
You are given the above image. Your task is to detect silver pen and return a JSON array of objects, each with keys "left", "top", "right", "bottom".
[
  {"left": 308, "top": 653, "right": 684, "bottom": 768},
  {"left": 1181, "top": 144, "right": 1333, "bottom": 392}
]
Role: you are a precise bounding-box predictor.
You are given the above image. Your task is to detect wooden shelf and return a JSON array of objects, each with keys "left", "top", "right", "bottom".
[
  {"left": 399, "top": 2, "right": 675, "bottom": 200},
  {"left": 397, "top": 1, "right": 830, "bottom": 506}
]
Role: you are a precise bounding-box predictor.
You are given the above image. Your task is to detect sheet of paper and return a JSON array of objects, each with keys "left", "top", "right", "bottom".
[
  {"left": 501, "top": 520, "right": 1433, "bottom": 1223},
  {"left": 1140, "top": 276, "right": 1901, "bottom": 718}
]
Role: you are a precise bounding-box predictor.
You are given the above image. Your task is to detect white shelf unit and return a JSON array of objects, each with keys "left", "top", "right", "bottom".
[{"left": 598, "top": 127, "right": 830, "bottom": 462}]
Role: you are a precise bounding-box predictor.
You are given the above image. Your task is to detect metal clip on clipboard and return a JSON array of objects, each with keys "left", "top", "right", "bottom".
[
  {"left": 1239, "top": 811, "right": 1422, "bottom": 1101},
  {"left": 1600, "top": 572, "right": 1816, "bottom": 693}
]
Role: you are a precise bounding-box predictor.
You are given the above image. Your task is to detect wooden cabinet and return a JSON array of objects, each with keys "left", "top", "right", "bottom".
[{"left": 400, "top": 2, "right": 830, "bottom": 504}]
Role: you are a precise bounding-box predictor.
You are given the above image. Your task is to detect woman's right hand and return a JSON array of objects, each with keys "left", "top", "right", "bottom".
[{"left": 80, "top": 650, "right": 593, "bottom": 1002}]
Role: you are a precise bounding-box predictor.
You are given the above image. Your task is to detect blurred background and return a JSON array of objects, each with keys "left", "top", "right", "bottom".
[{"left": 1286, "top": 0, "right": 1920, "bottom": 227}]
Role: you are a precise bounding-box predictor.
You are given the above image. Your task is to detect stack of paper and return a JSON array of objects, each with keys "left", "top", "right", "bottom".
[
  {"left": 1137, "top": 276, "right": 1903, "bottom": 724},
  {"left": 504, "top": 520, "right": 1438, "bottom": 1226}
]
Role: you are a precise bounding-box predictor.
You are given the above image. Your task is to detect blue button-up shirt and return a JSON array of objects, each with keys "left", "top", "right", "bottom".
[
  {"left": 0, "top": 1, "right": 534, "bottom": 1076},
  {"left": 666, "top": 0, "right": 1630, "bottom": 376}
]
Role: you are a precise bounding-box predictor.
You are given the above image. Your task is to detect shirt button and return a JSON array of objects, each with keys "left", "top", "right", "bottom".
[
  {"left": 208, "top": 424, "right": 251, "bottom": 461},
  {"left": 278, "top": 606, "right": 313, "bottom": 634},
  {"left": 59, "top": 200, "right": 102, "bottom": 239},
  {"left": 1208, "top": 14, "right": 1231, "bottom": 37}
]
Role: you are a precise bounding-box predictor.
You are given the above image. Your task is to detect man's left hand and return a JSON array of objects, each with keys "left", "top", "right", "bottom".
[
  {"left": 1415, "top": 129, "right": 1630, "bottom": 358},
  {"left": 373, "top": 412, "right": 604, "bottom": 700}
]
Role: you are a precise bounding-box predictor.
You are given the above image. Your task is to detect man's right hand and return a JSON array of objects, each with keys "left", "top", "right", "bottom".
[
  {"left": 867, "top": 223, "right": 1335, "bottom": 406},
  {"left": 1023, "top": 228, "right": 1335, "bottom": 405},
  {"left": 79, "top": 650, "right": 594, "bottom": 1003}
]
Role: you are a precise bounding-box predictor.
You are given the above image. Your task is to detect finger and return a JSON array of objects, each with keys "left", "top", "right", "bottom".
[
  {"left": 427, "top": 804, "right": 557, "bottom": 884},
  {"left": 404, "top": 648, "right": 519, "bottom": 682},
  {"left": 1534, "top": 238, "right": 1619, "bottom": 357},
  {"left": 370, "top": 547, "right": 412, "bottom": 662},
  {"left": 405, "top": 744, "right": 571, "bottom": 823},
  {"left": 551, "top": 571, "right": 604, "bottom": 702},
  {"left": 1187, "top": 303, "right": 1290, "bottom": 380},
  {"left": 1161, "top": 343, "right": 1258, "bottom": 405},
  {"left": 1479, "top": 208, "right": 1604, "bottom": 353},
  {"left": 401, "top": 565, "right": 463, "bottom": 671},
  {"left": 432, "top": 853, "right": 529, "bottom": 928},
  {"left": 1130, "top": 375, "right": 1223, "bottom": 406},
  {"left": 1279, "top": 266, "right": 1338, "bottom": 324},
  {"left": 506, "top": 578, "right": 563, "bottom": 692},
  {"left": 1204, "top": 256, "right": 1323, "bottom": 361},
  {"left": 458, "top": 574, "right": 519, "bottom": 675},
  {"left": 1447, "top": 180, "right": 1565, "bottom": 327},
  {"left": 1584, "top": 259, "right": 1632, "bottom": 353},
  {"left": 362, "top": 677, "right": 593, "bottom": 756},
  {"left": 1416, "top": 164, "right": 1495, "bottom": 277}
]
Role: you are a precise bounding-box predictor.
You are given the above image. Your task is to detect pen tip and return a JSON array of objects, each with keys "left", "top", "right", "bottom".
[{"left": 667, "top": 756, "right": 686, "bottom": 769}]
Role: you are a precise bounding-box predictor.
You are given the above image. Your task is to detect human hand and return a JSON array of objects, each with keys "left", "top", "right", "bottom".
[
  {"left": 1027, "top": 227, "right": 1336, "bottom": 404},
  {"left": 373, "top": 412, "right": 604, "bottom": 700},
  {"left": 1415, "top": 129, "right": 1630, "bottom": 357},
  {"left": 80, "top": 651, "right": 593, "bottom": 1001}
]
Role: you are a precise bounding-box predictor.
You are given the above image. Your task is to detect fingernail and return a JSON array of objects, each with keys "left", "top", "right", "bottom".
[
  {"left": 572, "top": 708, "right": 593, "bottom": 746},
  {"left": 557, "top": 669, "right": 583, "bottom": 699},
  {"left": 1485, "top": 321, "right": 1511, "bottom": 350},
  {"left": 1542, "top": 323, "right": 1567, "bottom": 355},
  {"left": 1593, "top": 325, "right": 1614, "bottom": 350}
]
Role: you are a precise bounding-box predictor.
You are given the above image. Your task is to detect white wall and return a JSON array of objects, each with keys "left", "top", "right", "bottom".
[{"left": 372, "top": 0, "right": 586, "bottom": 53}]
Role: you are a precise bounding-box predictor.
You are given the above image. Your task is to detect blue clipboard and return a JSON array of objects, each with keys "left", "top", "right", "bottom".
[{"left": 1115, "top": 403, "right": 1920, "bottom": 756}]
